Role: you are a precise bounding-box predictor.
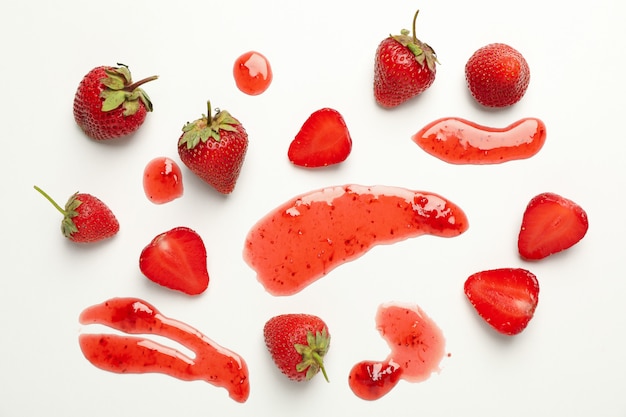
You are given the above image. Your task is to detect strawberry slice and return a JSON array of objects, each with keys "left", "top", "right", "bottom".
[
  {"left": 139, "top": 227, "right": 209, "bottom": 295},
  {"left": 518, "top": 192, "right": 589, "bottom": 260},
  {"left": 287, "top": 108, "right": 352, "bottom": 168},
  {"left": 464, "top": 268, "right": 539, "bottom": 336}
]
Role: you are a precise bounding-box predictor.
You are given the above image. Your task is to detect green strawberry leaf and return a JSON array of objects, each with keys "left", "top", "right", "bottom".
[
  {"left": 100, "top": 90, "right": 129, "bottom": 112},
  {"left": 122, "top": 99, "right": 140, "bottom": 116}
]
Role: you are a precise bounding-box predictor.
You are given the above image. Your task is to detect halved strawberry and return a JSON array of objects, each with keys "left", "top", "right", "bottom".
[
  {"left": 287, "top": 108, "right": 352, "bottom": 168},
  {"left": 518, "top": 192, "right": 589, "bottom": 260},
  {"left": 139, "top": 227, "right": 209, "bottom": 295},
  {"left": 464, "top": 268, "right": 539, "bottom": 336}
]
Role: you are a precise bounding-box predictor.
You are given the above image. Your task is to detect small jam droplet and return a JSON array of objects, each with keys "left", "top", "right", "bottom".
[
  {"left": 233, "top": 51, "right": 273, "bottom": 95},
  {"left": 143, "top": 157, "right": 183, "bottom": 204}
]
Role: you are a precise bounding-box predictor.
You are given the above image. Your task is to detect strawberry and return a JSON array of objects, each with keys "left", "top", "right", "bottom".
[
  {"left": 178, "top": 101, "right": 248, "bottom": 194},
  {"left": 287, "top": 108, "right": 352, "bottom": 167},
  {"left": 464, "top": 268, "right": 540, "bottom": 336},
  {"left": 73, "top": 64, "right": 158, "bottom": 140},
  {"left": 518, "top": 192, "right": 589, "bottom": 260},
  {"left": 34, "top": 185, "right": 119, "bottom": 243},
  {"left": 373, "top": 10, "right": 438, "bottom": 108},
  {"left": 465, "top": 43, "right": 530, "bottom": 108},
  {"left": 263, "top": 314, "right": 330, "bottom": 382},
  {"left": 139, "top": 227, "right": 209, "bottom": 295}
]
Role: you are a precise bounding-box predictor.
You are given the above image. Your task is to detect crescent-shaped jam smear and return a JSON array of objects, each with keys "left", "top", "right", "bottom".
[
  {"left": 243, "top": 185, "right": 469, "bottom": 296},
  {"left": 78, "top": 297, "right": 250, "bottom": 403},
  {"left": 348, "top": 302, "right": 446, "bottom": 401},
  {"left": 412, "top": 117, "right": 546, "bottom": 164}
]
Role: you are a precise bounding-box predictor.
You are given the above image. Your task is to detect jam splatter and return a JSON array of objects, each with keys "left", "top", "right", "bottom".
[
  {"left": 243, "top": 185, "right": 469, "bottom": 296},
  {"left": 233, "top": 51, "right": 273, "bottom": 95},
  {"left": 412, "top": 117, "right": 546, "bottom": 164},
  {"left": 143, "top": 156, "right": 183, "bottom": 204},
  {"left": 348, "top": 302, "right": 446, "bottom": 401},
  {"left": 78, "top": 297, "right": 250, "bottom": 403}
]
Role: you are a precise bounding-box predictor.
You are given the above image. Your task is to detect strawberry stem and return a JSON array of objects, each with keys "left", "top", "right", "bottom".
[
  {"left": 126, "top": 75, "right": 159, "bottom": 91},
  {"left": 313, "top": 351, "right": 329, "bottom": 382},
  {"left": 412, "top": 9, "right": 420, "bottom": 42},
  {"left": 33, "top": 185, "right": 67, "bottom": 216}
]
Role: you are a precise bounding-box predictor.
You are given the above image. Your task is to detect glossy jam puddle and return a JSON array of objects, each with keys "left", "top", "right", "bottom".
[
  {"left": 243, "top": 184, "right": 469, "bottom": 296},
  {"left": 412, "top": 117, "right": 546, "bottom": 164}
]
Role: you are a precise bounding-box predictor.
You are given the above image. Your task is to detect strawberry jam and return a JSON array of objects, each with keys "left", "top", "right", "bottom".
[
  {"left": 243, "top": 184, "right": 468, "bottom": 296},
  {"left": 78, "top": 297, "right": 250, "bottom": 403},
  {"left": 348, "top": 302, "right": 446, "bottom": 401},
  {"left": 233, "top": 51, "right": 273, "bottom": 95},
  {"left": 143, "top": 156, "right": 183, "bottom": 204},
  {"left": 412, "top": 117, "right": 546, "bottom": 164}
]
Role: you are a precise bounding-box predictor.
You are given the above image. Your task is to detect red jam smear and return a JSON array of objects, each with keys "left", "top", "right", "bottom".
[
  {"left": 143, "top": 156, "right": 184, "bottom": 204},
  {"left": 412, "top": 117, "right": 546, "bottom": 164},
  {"left": 233, "top": 51, "right": 273, "bottom": 95},
  {"left": 349, "top": 302, "right": 446, "bottom": 401},
  {"left": 78, "top": 297, "right": 250, "bottom": 403},
  {"left": 243, "top": 185, "right": 469, "bottom": 296}
]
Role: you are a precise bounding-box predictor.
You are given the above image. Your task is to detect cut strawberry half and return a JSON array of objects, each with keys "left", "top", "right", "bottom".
[
  {"left": 288, "top": 108, "right": 352, "bottom": 168},
  {"left": 464, "top": 268, "right": 539, "bottom": 336},
  {"left": 139, "top": 226, "right": 209, "bottom": 295},
  {"left": 518, "top": 192, "right": 589, "bottom": 260}
]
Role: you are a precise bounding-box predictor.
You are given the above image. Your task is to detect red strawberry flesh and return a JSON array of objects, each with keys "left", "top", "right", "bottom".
[
  {"left": 464, "top": 268, "right": 539, "bottom": 336},
  {"left": 288, "top": 108, "right": 352, "bottom": 167},
  {"left": 139, "top": 227, "right": 209, "bottom": 295},
  {"left": 518, "top": 192, "right": 589, "bottom": 260}
]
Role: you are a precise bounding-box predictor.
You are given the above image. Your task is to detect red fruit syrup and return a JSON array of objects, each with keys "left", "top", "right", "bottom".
[
  {"left": 412, "top": 117, "right": 546, "bottom": 164},
  {"left": 143, "top": 156, "right": 183, "bottom": 204},
  {"left": 349, "top": 302, "right": 446, "bottom": 401},
  {"left": 233, "top": 51, "right": 273, "bottom": 95},
  {"left": 78, "top": 297, "right": 250, "bottom": 403},
  {"left": 243, "top": 184, "right": 468, "bottom": 296}
]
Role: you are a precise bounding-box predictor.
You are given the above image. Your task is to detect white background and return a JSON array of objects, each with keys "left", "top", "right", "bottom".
[{"left": 1, "top": 0, "right": 625, "bottom": 415}]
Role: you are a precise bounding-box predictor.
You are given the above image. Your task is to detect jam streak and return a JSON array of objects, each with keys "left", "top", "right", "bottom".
[
  {"left": 243, "top": 184, "right": 469, "bottom": 296},
  {"left": 78, "top": 297, "right": 250, "bottom": 403},
  {"left": 412, "top": 117, "right": 546, "bottom": 164}
]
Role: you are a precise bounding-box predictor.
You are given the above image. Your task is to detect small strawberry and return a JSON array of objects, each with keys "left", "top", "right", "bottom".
[
  {"left": 464, "top": 268, "right": 539, "bottom": 336},
  {"left": 74, "top": 64, "right": 158, "bottom": 140},
  {"left": 34, "top": 185, "right": 119, "bottom": 243},
  {"left": 139, "top": 227, "right": 209, "bottom": 295},
  {"left": 518, "top": 192, "right": 589, "bottom": 260},
  {"left": 465, "top": 43, "right": 530, "bottom": 108},
  {"left": 287, "top": 108, "right": 352, "bottom": 167},
  {"left": 178, "top": 101, "right": 248, "bottom": 194},
  {"left": 374, "top": 10, "right": 438, "bottom": 108},
  {"left": 263, "top": 314, "right": 330, "bottom": 382}
]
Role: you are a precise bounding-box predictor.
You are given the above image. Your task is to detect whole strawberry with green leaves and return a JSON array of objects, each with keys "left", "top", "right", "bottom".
[
  {"left": 263, "top": 314, "right": 330, "bottom": 382},
  {"left": 374, "top": 10, "right": 438, "bottom": 108},
  {"left": 34, "top": 186, "right": 119, "bottom": 243},
  {"left": 73, "top": 64, "right": 158, "bottom": 140},
  {"left": 178, "top": 101, "right": 248, "bottom": 194}
]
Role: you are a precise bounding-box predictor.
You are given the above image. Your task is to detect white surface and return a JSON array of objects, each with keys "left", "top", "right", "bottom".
[{"left": 1, "top": 0, "right": 625, "bottom": 415}]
